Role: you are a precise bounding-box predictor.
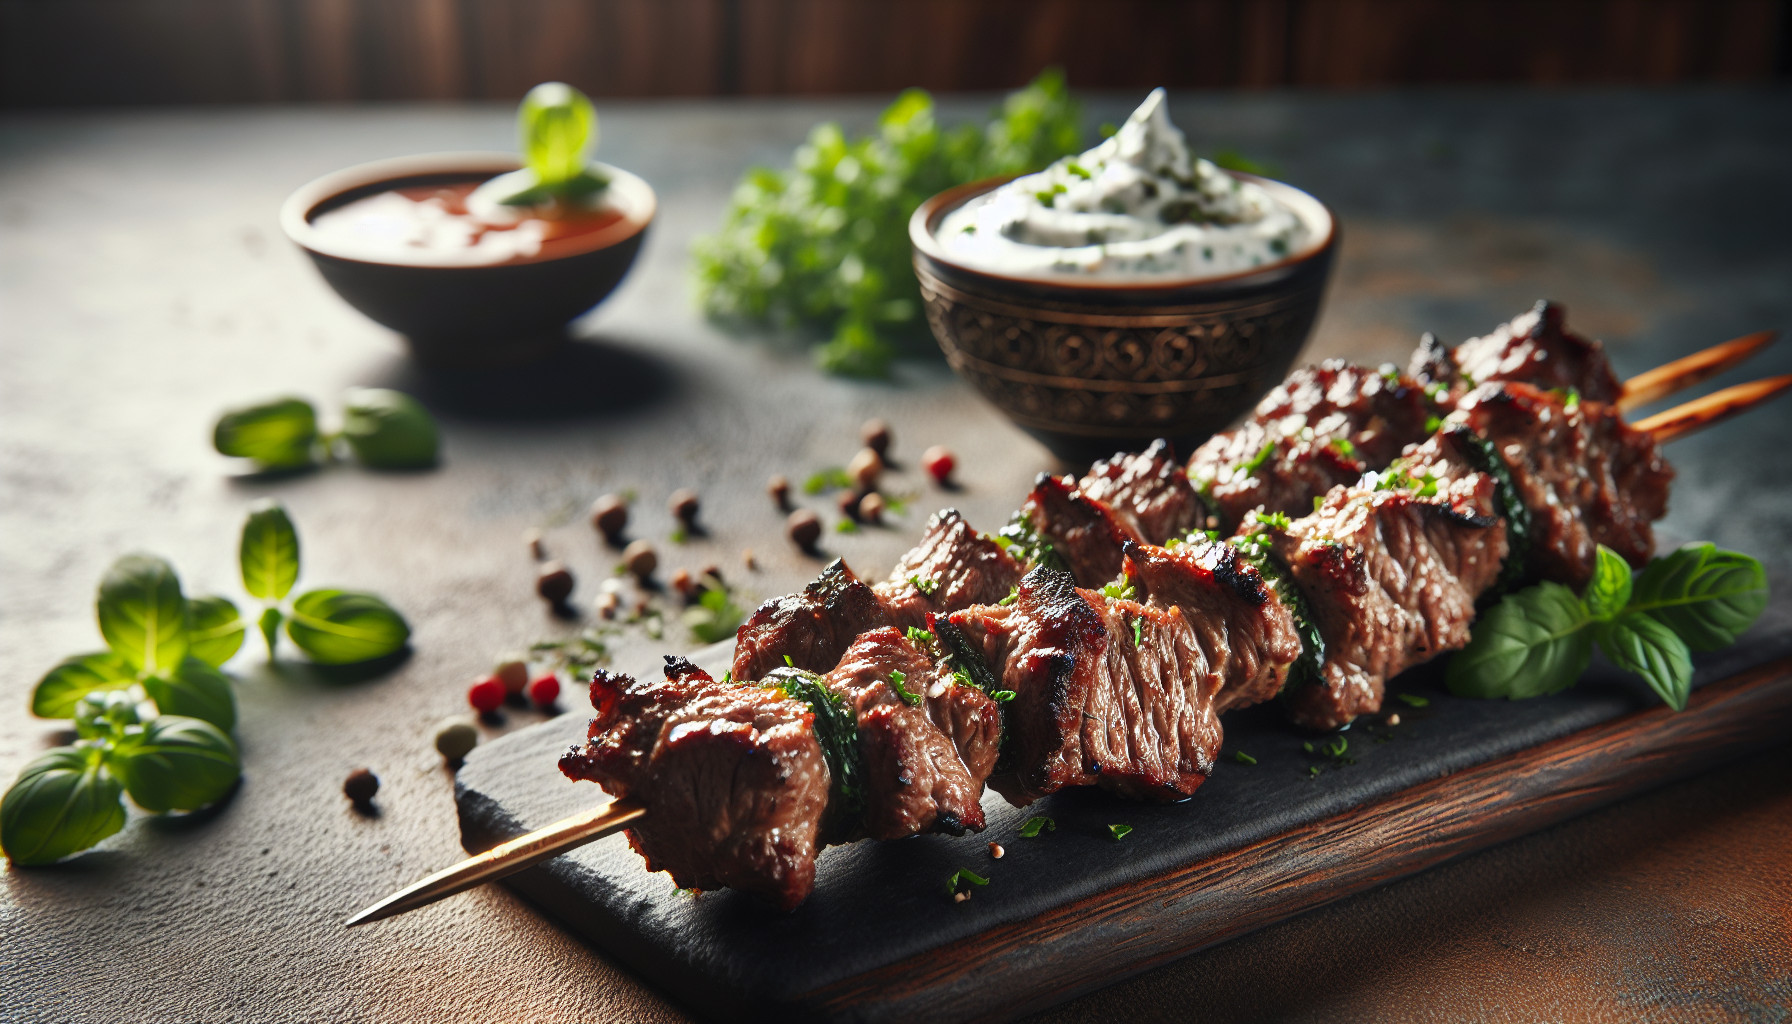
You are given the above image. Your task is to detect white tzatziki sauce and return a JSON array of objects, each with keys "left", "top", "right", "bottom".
[{"left": 935, "top": 88, "right": 1312, "bottom": 279}]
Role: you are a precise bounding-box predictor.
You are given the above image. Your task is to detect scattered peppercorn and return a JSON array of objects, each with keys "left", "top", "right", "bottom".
[
  {"left": 343, "top": 768, "right": 379, "bottom": 805},
  {"left": 1386, "top": 712, "right": 1402, "bottom": 727},
  {"left": 742, "top": 548, "right": 758, "bottom": 570},
  {"left": 787, "top": 509, "right": 822, "bottom": 550},
  {"left": 591, "top": 494, "right": 629, "bottom": 545},
  {"left": 767, "top": 475, "right": 791, "bottom": 510},
  {"left": 434, "top": 719, "right": 478, "bottom": 761},
  {"left": 861, "top": 418, "right": 891, "bottom": 456},
  {"left": 953, "top": 891, "right": 969, "bottom": 903},
  {"left": 468, "top": 676, "right": 505, "bottom": 713},
  {"left": 594, "top": 591, "right": 620, "bottom": 620},
  {"left": 536, "top": 562, "right": 574, "bottom": 604},
  {"left": 528, "top": 674, "right": 561, "bottom": 708},
  {"left": 847, "top": 447, "right": 884, "bottom": 490},
  {"left": 836, "top": 489, "right": 862, "bottom": 520},
  {"left": 522, "top": 527, "right": 545, "bottom": 560},
  {"left": 922, "top": 445, "right": 956, "bottom": 486},
  {"left": 859, "top": 492, "right": 886, "bottom": 524},
  {"left": 669, "top": 488, "right": 700, "bottom": 527},
  {"left": 988, "top": 842, "right": 1005, "bottom": 859},
  {"left": 494, "top": 659, "right": 529, "bottom": 696},
  {"left": 622, "top": 539, "right": 658, "bottom": 580}
]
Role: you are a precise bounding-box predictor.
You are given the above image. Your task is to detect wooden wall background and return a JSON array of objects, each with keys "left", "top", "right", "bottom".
[{"left": 2, "top": 0, "right": 1788, "bottom": 108}]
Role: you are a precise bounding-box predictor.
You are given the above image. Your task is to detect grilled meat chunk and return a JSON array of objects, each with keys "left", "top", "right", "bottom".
[
  {"left": 872, "top": 508, "right": 1026, "bottom": 625},
  {"left": 1269, "top": 479, "right": 1509, "bottom": 730},
  {"left": 1078, "top": 439, "right": 1207, "bottom": 544},
  {"left": 1124, "top": 538, "right": 1303, "bottom": 713},
  {"left": 1417, "top": 300, "right": 1623, "bottom": 405},
  {"left": 1020, "top": 473, "right": 1141, "bottom": 588},
  {"left": 949, "top": 567, "right": 1224, "bottom": 805},
  {"left": 558, "top": 658, "right": 830, "bottom": 911},
  {"left": 731, "top": 559, "right": 892, "bottom": 681},
  {"left": 1188, "top": 361, "right": 1434, "bottom": 528},
  {"left": 1450, "top": 381, "right": 1671, "bottom": 588},
  {"left": 821, "top": 627, "right": 1000, "bottom": 840}
]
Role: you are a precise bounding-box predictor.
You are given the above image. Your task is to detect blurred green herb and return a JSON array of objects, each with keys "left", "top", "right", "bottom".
[
  {"left": 238, "top": 499, "right": 410, "bottom": 664},
  {"left": 214, "top": 389, "right": 438, "bottom": 472},
  {"left": 474, "top": 82, "right": 610, "bottom": 209},
  {"left": 1019, "top": 815, "right": 1056, "bottom": 838},
  {"left": 694, "top": 69, "right": 1083, "bottom": 378}
]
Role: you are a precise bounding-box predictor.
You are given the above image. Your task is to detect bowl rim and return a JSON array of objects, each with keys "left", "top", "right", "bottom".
[
  {"left": 279, "top": 151, "right": 657, "bottom": 269},
  {"left": 908, "top": 170, "right": 1335, "bottom": 293}
]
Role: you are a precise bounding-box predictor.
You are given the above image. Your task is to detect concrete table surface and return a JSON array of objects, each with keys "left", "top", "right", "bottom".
[{"left": 2, "top": 89, "right": 1789, "bottom": 1022}]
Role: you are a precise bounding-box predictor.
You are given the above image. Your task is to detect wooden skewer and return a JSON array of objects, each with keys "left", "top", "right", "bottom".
[
  {"left": 1636, "top": 374, "right": 1792, "bottom": 444},
  {"left": 1617, "top": 329, "right": 1778, "bottom": 412},
  {"left": 345, "top": 797, "right": 646, "bottom": 927},
  {"left": 345, "top": 346, "right": 1784, "bottom": 930}
]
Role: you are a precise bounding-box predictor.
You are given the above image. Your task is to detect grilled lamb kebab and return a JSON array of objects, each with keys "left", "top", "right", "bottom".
[{"left": 1191, "top": 300, "right": 1622, "bottom": 529}]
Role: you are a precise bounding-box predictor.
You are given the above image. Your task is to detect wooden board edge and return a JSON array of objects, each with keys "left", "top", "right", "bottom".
[{"left": 798, "top": 656, "right": 1792, "bottom": 1024}]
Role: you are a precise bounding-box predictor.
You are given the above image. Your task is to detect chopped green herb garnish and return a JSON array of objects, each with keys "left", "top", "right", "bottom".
[
  {"left": 990, "top": 689, "right": 1016, "bottom": 702},
  {"left": 1240, "top": 438, "right": 1277, "bottom": 476},
  {"left": 1100, "top": 578, "right": 1136, "bottom": 601},
  {"left": 1034, "top": 182, "right": 1068, "bottom": 206},
  {"left": 836, "top": 518, "right": 859, "bottom": 533},
  {"left": 783, "top": 655, "right": 795, "bottom": 667},
  {"left": 1325, "top": 735, "right": 1348, "bottom": 758},
  {"left": 906, "top": 626, "right": 935, "bottom": 646},
  {"left": 1380, "top": 364, "right": 1402, "bottom": 384},
  {"left": 1065, "top": 162, "right": 1091, "bottom": 179},
  {"left": 1233, "top": 750, "right": 1257, "bottom": 765},
  {"left": 945, "top": 867, "right": 990, "bottom": 896},
  {"left": 721, "top": 670, "right": 732, "bottom": 685},
  {"left": 998, "top": 586, "right": 1019, "bottom": 606},
  {"left": 1131, "top": 616, "right": 1143, "bottom": 647},
  {"left": 1564, "top": 387, "right": 1581, "bottom": 411},
  {"left": 887, "top": 669, "right": 921, "bottom": 707},
  {"left": 1425, "top": 415, "right": 1444, "bottom": 434},
  {"left": 762, "top": 666, "right": 866, "bottom": 818},
  {"left": 1019, "top": 815, "right": 1056, "bottom": 838},
  {"left": 997, "top": 510, "right": 1064, "bottom": 573},
  {"left": 1308, "top": 766, "right": 1322, "bottom": 777},
  {"left": 1107, "top": 824, "right": 1133, "bottom": 842},
  {"left": 1302, "top": 741, "right": 1314, "bottom": 753},
  {"left": 803, "top": 467, "right": 853, "bottom": 494},
  {"left": 1395, "top": 692, "right": 1430, "bottom": 708},
  {"left": 909, "top": 575, "right": 938, "bottom": 597},
  {"left": 1329, "top": 437, "right": 1356, "bottom": 457},
  {"left": 670, "top": 526, "right": 688, "bottom": 544},
  {"left": 1251, "top": 510, "right": 1292, "bottom": 531}
]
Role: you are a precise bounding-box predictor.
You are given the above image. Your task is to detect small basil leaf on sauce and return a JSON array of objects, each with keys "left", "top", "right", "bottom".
[
  {"left": 32, "top": 651, "right": 136, "bottom": 719},
  {"left": 286, "top": 589, "right": 410, "bottom": 664},
  {"left": 1445, "top": 581, "right": 1592, "bottom": 700},
  {"left": 340, "top": 388, "right": 439, "bottom": 469},
  {"left": 1594, "top": 614, "right": 1693, "bottom": 712},
  {"left": 0, "top": 745, "right": 127, "bottom": 866},
  {"left": 1629, "top": 543, "right": 1768, "bottom": 651},
  {"left": 1581, "top": 545, "right": 1633, "bottom": 622},
  {"left": 108, "top": 716, "right": 241, "bottom": 814},
  {"left": 240, "top": 500, "right": 300, "bottom": 603},
  {"left": 212, "top": 397, "right": 318, "bottom": 469},
  {"left": 97, "top": 554, "right": 190, "bottom": 676},
  {"left": 141, "top": 658, "right": 237, "bottom": 732},
  {"left": 186, "top": 595, "right": 245, "bottom": 668},
  {"left": 521, "top": 81, "right": 598, "bottom": 186}
]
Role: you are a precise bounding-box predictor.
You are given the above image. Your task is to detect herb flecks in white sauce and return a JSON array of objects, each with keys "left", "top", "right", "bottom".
[{"left": 936, "top": 88, "right": 1311, "bottom": 279}]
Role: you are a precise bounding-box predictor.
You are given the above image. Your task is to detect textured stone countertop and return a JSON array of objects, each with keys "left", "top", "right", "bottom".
[{"left": 2, "top": 90, "right": 1789, "bottom": 1022}]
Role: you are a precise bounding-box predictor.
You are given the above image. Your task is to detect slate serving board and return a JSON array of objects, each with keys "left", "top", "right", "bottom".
[{"left": 454, "top": 586, "right": 1792, "bottom": 1024}]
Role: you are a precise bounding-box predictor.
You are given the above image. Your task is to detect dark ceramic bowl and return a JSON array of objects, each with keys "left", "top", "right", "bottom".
[
  {"left": 910, "top": 174, "right": 1337, "bottom": 464},
  {"left": 281, "top": 152, "right": 654, "bottom": 368}
]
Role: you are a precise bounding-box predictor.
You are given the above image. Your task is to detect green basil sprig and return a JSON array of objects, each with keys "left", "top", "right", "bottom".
[
  {"left": 472, "top": 82, "right": 611, "bottom": 210},
  {"left": 236, "top": 499, "right": 410, "bottom": 664},
  {"left": 1447, "top": 543, "right": 1767, "bottom": 711},
  {"left": 213, "top": 389, "right": 438, "bottom": 472}
]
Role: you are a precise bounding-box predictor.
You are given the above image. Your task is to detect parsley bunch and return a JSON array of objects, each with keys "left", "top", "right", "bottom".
[
  {"left": 1447, "top": 543, "right": 1768, "bottom": 710},
  {"left": 693, "top": 69, "right": 1082, "bottom": 377}
]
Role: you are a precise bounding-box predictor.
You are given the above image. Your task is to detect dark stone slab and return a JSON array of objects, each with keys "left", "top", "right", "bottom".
[{"left": 455, "top": 580, "right": 1792, "bottom": 1022}]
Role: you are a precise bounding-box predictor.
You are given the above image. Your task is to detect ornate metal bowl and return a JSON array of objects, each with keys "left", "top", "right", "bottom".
[{"left": 910, "top": 175, "right": 1337, "bottom": 464}]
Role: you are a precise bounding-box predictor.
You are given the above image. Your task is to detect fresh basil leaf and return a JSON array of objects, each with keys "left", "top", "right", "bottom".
[
  {"left": 1582, "top": 545, "right": 1633, "bottom": 621},
  {"left": 521, "top": 82, "right": 599, "bottom": 186},
  {"left": 109, "top": 716, "right": 241, "bottom": 813},
  {"left": 286, "top": 589, "right": 411, "bottom": 664},
  {"left": 141, "top": 657, "right": 236, "bottom": 732},
  {"left": 73, "top": 689, "right": 147, "bottom": 739},
  {"left": 213, "top": 397, "right": 317, "bottom": 469},
  {"left": 240, "top": 500, "right": 300, "bottom": 602},
  {"left": 1630, "top": 543, "right": 1769, "bottom": 651},
  {"left": 186, "top": 595, "right": 245, "bottom": 668},
  {"left": 97, "top": 553, "right": 189, "bottom": 675},
  {"left": 1446, "top": 582, "right": 1593, "bottom": 700},
  {"left": 0, "top": 745, "right": 127, "bottom": 866},
  {"left": 1596, "top": 613, "right": 1694, "bottom": 711},
  {"left": 32, "top": 651, "right": 136, "bottom": 719},
  {"left": 340, "top": 388, "right": 439, "bottom": 469}
]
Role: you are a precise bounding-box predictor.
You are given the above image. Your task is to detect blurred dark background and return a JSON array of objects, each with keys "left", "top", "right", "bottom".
[{"left": 2, "top": 0, "right": 1788, "bottom": 108}]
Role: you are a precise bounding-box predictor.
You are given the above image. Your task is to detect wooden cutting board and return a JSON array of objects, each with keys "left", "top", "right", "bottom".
[{"left": 454, "top": 589, "right": 1792, "bottom": 1024}]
